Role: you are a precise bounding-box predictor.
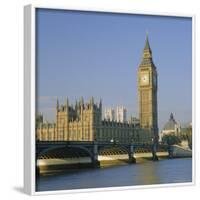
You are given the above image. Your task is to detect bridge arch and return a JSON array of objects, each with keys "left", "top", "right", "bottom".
[{"left": 37, "top": 145, "right": 93, "bottom": 160}]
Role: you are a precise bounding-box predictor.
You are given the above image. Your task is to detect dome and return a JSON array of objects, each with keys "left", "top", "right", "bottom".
[{"left": 163, "top": 113, "right": 177, "bottom": 131}]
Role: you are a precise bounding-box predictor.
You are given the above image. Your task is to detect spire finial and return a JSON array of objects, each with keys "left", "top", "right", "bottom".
[
  {"left": 80, "top": 96, "right": 84, "bottom": 105},
  {"left": 144, "top": 32, "right": 150, "bottom": 50},
  {"left": 56, "top": 97, "right": 59, "bottom": 110},
  {"left": 91, "top": 96, "right": 94, "bottom": 104},
  {"left": 99, "top": 98, "right": 102, "bottom": 109},
  {"left": 65, "top": 97, "right": 69, "bottom": 107},
  {"left": 100, "top": 97, "right": 102, "bottom": 104}
]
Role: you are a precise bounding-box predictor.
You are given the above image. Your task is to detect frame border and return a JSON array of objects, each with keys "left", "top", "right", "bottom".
[{"left": 24, "top": 4, "right": 195, "bottom": 195}]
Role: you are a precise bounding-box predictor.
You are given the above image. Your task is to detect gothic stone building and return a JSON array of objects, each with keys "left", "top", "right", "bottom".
[
  {"left": 36, "top": 35, "right": 158, "bottom": 144},
  {"left": 36, "top": 97, "right": 152, "bottom": 143}
]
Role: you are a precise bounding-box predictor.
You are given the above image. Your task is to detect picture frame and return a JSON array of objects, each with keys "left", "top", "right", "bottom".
[{"left": 24, "top": 4, "right": 195, "bottom": 195}]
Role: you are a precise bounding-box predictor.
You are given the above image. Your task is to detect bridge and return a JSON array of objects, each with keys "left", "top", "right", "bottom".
[{"left": 36, "top": 141, "right": 168, "bottom": 169}]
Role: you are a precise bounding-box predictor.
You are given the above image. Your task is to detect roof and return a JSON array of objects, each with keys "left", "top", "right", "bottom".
[
  {"left": 144, "top": 33, "right": 151, "bottom": 50},
  {"left": 163, "top": 113, "right": 178, "bottom": 130},
  {"left": 139, "top": 34, "right": 154, "bottom": 67}
]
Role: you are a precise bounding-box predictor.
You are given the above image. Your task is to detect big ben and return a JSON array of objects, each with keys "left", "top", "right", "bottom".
[{"left": 138, "top": 34, "right": 158, "bottom": 141}]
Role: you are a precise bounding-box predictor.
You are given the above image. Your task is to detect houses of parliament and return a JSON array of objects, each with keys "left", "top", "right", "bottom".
[{"left": 36, "top": 35, "right": 158, "bottom": 144}]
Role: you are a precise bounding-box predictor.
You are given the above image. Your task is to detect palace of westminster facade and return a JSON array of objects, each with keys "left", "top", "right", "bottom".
[{"left": 36, "top": 35, "right": 158, "bottom": 144}]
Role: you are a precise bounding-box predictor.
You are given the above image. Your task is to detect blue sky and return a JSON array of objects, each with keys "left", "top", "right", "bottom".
[{"left": 36, "top": 8, "right": 192, "bottom": 129}]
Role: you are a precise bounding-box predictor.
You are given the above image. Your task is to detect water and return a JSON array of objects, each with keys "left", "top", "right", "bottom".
[{"left": 36, "top": 158, "right": 192, "bottom": 192}]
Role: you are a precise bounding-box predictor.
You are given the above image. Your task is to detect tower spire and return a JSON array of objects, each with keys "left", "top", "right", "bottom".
[
  {"left": 142, "top": 33, "right": 152, "bottom": 60},
  {"left": 91, "top": 96, "right": 94, "bottom": 104},
  {"left": 80, "top": 96, "right": 84, "bottom": 105},
  {"left": 99, "top": 98, "right": 102, "bottom": 109},
  {"left": 144, "top": 32, "right": 151, "bottom": 50},
  {"left": 56, "top": 97, "right": 59, "bottom": 110},
  {"left": 170, "top": 113, "right": 174, "bottom": 121},
  {"left": 65, "top": 97, "right": 69, "bottom": 109}
]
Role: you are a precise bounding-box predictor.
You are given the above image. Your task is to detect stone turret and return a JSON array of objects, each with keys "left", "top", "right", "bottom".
[
  {"left": 99, "top": 98, "right": 102, "bottom": 110},
  {"left": 56, "top": 97, "right": 59, "bottom": 111}
]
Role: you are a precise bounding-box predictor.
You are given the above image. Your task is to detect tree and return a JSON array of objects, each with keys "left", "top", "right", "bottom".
[{"left": 162, "top": 134, "right": 181, "bottom": 145}]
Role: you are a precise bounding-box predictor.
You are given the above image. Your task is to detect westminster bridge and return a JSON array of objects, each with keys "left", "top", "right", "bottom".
[{"left": 36, "top": 141, "right": 169, "bottom": 167}]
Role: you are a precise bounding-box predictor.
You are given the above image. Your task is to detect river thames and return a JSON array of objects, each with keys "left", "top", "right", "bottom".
[{"left": 36, "top": 157, "right": 192, "bottom": 192}]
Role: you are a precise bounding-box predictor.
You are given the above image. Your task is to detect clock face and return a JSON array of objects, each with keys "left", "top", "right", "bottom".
[{"left": 141, "top": 73, "right": 149, "bottom": 85}]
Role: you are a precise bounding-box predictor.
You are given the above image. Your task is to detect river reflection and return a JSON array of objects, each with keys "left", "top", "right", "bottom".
[{"left": 36, "top": 158, "right": 192, "bottom": 192}]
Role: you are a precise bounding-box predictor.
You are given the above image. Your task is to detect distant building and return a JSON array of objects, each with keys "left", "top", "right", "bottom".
[
  {"left": 129, "top": 116, "right": 140, "bottom": 127},
  {"left": 116, "top": 106, "right": 127, "bottom": 123},
  {"left": 160, "top": 113, "right": 181, "bottom": 138},
  {"left": 104, "top": 106, "right": 127, "bottom": 123},
  {"left": 104, "top": 108, "right": 115, "bottom": 121}
]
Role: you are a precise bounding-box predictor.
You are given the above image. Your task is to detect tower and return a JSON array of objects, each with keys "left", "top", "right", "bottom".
[
  {"left": 116, "top": 106, "right": 127, "bottom": 123},
  {"left": 56, "top": 98, "right": 69, "bottom": 141},
  {"left": 138, "top": 34, "right": 158, "bottom": 140},
  {"left": 104, "top": 108, "right": 115, "bottom": 121}
]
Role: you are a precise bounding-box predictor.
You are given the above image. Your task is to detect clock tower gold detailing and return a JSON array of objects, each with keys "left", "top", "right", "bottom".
[{"left": 138, "top": 34, "right": 158, "bottom": 141}]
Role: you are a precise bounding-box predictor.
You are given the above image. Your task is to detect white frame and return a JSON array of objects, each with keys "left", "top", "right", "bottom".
[{"left": 24, "top": 4, "right": 196, "bottom": 195}]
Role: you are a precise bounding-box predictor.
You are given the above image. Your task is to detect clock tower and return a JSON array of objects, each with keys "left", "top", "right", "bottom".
[{"left": 138, "top": 34, "right": 158, "bottom": 141}]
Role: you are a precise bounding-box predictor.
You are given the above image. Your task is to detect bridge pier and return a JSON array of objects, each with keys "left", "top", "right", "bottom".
[
  {"left": 128, "top": 144, "right": 136, "bottom": 163},
  {"left": 36, "top": 165, "right": 40, "bottom": 177},
  {"left": 35, "top": 152, "right": 40, "bottom": 177},
  {"left": 168, "top": 145, "right": 173, "bottom": 159},
  {"left": 92, "top": 142, "right": 100, "bottom": 167},
  {"left": 152, "top": 142, "right": 158, "bottom": 161}
]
